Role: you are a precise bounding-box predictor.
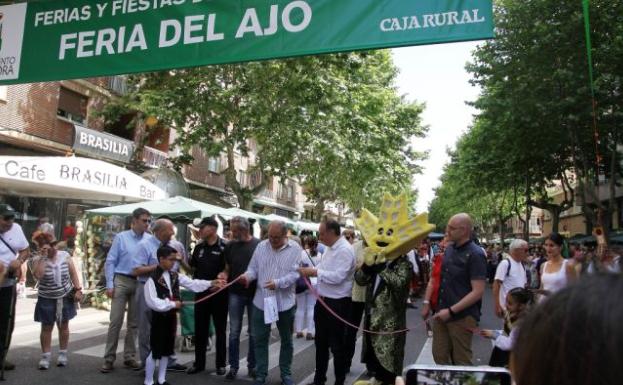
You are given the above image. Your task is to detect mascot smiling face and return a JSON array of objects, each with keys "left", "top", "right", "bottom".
[{"left": 355, "top": 192, "right": 435, "bottom": 262}]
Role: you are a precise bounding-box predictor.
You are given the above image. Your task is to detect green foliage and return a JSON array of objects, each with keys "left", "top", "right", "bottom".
[
  {"left": 103, "top": 51, "right": 426, "bottom": 212},
  {"left": 431, "top": 0, "right": 623, "bottom": 236}
]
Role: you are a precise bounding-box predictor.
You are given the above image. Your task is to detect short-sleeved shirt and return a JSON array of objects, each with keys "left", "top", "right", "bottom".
[
  {"left": 104, "top": 230, "right": 152, "bottom": 289},
  {"left": 438, "top": 240, "right": 487, "bottom": 321},
  {"left": 224, "top": 237, "right": 260, "bottom": 298},
  {"left": 0, "top": 223, "right": 29, "bottom": 287},
  {"left": 494, "top": 257, "right": 527, "bottom": 310},
  {"left": 190, "top": 238, "right": 226, "bottom": 281}
]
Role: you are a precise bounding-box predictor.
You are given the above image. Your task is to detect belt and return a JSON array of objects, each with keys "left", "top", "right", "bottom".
[
  {"left": 319, "top": 295, "right": 351, "bottom": 302},
  {"left": 115, "top": 273, "right": 135, "bottom": 279}
]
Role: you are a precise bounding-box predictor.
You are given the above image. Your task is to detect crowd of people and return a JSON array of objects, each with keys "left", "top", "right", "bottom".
[{"left": 2, "top": 203, "right": 623, "bottom": 385}]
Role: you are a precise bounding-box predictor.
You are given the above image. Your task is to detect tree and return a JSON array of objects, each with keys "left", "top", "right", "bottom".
[
  {"left": 463, "top": 0, "right": 623, "bottom": 236},
  {"left": 102, "top": 51, "right": 427, "bottom": 212}
]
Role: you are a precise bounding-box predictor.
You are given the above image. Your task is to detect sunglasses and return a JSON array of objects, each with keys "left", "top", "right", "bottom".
[{"left": 2, "top": 215, "right": 15, "bottom": 221}]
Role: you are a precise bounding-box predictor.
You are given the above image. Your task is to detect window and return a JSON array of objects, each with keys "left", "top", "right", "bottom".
[
  {"left": 208, "top": 157, "right": 220, "bottom": 173},
  {"left": 107, "top": 76, "right": 128, "bottom": 95},
  {"left": 57, "top": 87, "right": 87, "bottom": 124},
  {"left": 249, "top": 170, "right": 262, "bottom": 188},
  {"left": 237, "top": 170, "right": 247, "bottom": 186},
  {"left": 0, "top": 86, "right": 7, "bottom": 101},
  {"left": 288, "top": 185, "right": 295, "bottom": 201}
]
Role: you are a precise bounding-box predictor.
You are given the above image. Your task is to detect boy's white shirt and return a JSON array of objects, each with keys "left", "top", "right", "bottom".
[{"left": 144, "top": 271, "right": 212, "bottom": 312}]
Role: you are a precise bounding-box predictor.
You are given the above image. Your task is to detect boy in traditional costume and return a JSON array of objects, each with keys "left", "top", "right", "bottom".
[
  {"left": 143, "top": 245, "right": 224, "bottom": 385},
  {"left": 354, "top": 193, "right": 434, "bottom": 385}
]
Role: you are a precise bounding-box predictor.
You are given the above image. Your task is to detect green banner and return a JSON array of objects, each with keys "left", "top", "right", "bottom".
[{"left": 0, "top": 0, "right": 493, "bottom": 85}]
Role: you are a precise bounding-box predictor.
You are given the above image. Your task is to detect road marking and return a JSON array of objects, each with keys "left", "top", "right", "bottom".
[
  {"left": 415, "top": 337, "right": 435, "bottom": 365},
  {"left": 300, "top": 335, "right": 366, "bottom": 385}
]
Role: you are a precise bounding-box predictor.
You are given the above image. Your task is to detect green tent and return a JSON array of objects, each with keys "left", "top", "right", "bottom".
[{"left": 86, "top": 196, "right": 232, "bottom": 222}]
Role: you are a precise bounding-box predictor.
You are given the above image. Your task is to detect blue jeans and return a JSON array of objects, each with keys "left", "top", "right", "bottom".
[{"left": 228, "top": 292, "right": 256, "bottom": 370}]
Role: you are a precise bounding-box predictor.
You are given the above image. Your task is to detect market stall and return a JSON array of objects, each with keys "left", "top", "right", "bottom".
[{"left": 81, "top": 196, "right": 243, "bottom": 308}]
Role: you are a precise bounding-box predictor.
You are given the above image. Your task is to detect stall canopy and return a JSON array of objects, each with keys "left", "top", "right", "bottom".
[
  {"left": 297, "top": 221, "right": 320, "bottom": 233},
  {"left": 0, "top": 155, "right": 166, "bottom": 202},
  {"left": 224, "top": 207, "right": 269, "bottom": 222},
  {"left": 86, "top": 196, "right": 231, "bottom": 221},
  {"left": 264, "top": 213, "right": 298, "bottom": 228}
]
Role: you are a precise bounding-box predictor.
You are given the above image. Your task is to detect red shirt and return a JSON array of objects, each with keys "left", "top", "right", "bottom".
[{"left": 62, "top": 226, "right": 76, "bottom": 241}]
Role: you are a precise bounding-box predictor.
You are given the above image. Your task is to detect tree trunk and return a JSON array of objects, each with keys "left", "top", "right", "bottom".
[
  {"left": 550, "top": 207, "right": 561, "bottom": 233},
  {"left": 314, "top": 199, "right": 325, "bottom": 222},
  {"left": 523, "top": 204, "right": 532, "bottom": 241},
  {"left": 498, "top": 218, "right": 506, "bottom": 248}
]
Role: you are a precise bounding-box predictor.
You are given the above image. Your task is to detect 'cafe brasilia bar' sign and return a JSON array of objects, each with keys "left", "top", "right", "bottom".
[{"left": 0, "top": 156, "right": 165, "bottom": 201}]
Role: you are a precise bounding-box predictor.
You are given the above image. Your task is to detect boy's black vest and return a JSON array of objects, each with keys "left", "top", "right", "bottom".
[{"left": 151, "top": 266, "right": 180, "bottom": 302}]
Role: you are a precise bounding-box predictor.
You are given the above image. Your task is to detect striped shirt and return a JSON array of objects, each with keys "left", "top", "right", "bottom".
[
  {"left": 36, "top": 251, "right": 73, "bottom": 299},
  {"left": 245, "top": 239, "right": 302, "bottom": 312}
]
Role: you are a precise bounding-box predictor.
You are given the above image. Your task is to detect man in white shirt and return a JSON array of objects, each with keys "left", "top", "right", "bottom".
[
  {"left": 239, "top": 221, "right": 301, "bottom": 385},
  {"left": 300, "top": 219, "right": 356, "bottom": 385},
  {"left": 493, "top": 239, "right": 528, "bottom": 318},
  {"left": 0, "top": 204, "right": 30, "bottom": 374}
]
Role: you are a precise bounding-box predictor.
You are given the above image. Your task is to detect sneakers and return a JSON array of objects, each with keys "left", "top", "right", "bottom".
[
  {"left": 225, "top": 368, "right": 238, "bottom": 380},
  {"left": 100, "top": 361, "right": 114, "bottom": 373},
  {"left": 216, "top": 367, "right": 227, "bottom": 376},
  {"left": 123, "top": 359, "right": 141, "bottom": 370},
  {"left": 38, "top": 354, "right": 51, "bottom": 370},
  {"left": 306, "top": 333, "right": 315, "bottom": 340},
  {"left": 281, "top": 376, "right": 294, "bottom": 385},
  {"left": 57, "top": 351, "right": 68, "bottom": 367},
  {"left": 296, "top": 332, "right": 304, "bottom": 338}
]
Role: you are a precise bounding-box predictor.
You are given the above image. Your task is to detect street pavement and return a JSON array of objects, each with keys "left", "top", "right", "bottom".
[{"left": 4, "top": 286, "right": 499, "bottom": 385}]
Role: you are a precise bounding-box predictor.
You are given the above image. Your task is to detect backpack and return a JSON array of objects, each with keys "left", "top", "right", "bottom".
[{"left": 501, "top": 257, "right": 531, "bottom": 287}]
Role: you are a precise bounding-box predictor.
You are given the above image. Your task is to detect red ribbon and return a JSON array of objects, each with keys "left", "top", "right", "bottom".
[
  {"left": 303, "top": 276, "right": 430, "bottom": 335},
  {"left": 182, "top": 274, "right": 244, "bottom": 306}
]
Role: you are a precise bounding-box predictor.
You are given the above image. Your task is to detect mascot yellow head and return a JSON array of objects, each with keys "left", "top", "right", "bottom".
[{"left": 355, "top": 192, "right": 435, "bottom": 261}]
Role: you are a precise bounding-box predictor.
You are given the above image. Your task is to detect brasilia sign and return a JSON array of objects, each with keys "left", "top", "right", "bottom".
[{"left": 0, "top": 0, "right": 493, "bottom": 85}]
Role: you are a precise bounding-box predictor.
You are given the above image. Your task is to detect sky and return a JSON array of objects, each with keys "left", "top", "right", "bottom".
[{"left": 391, "top": 41, "right": 482, "bottom": 213}]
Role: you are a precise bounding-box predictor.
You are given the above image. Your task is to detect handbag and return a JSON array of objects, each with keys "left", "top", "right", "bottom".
[{"left": 295, "top": 250, "right": 316, "bottom": 294}]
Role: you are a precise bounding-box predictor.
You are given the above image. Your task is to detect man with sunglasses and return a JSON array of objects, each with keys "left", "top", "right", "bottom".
[
  {"left": 0, "top": 204, "right": 30, "bottom": 374},
  {"left": 101, "top": 208, "right": 152, "bottom": 373}
]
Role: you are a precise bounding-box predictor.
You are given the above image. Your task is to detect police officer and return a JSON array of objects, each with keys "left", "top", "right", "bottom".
[{"left": 186, "top": 217, "right": 228, "bottom": 375}]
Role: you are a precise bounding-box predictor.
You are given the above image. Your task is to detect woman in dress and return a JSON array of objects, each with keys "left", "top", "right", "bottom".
[{"left": 31, "top": 231, "right": 82, "bottom": 369}]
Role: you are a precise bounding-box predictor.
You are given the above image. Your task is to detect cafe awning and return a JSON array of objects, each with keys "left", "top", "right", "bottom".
[{"left": 0, "top": 155, "right": 166, "bottom": 202}]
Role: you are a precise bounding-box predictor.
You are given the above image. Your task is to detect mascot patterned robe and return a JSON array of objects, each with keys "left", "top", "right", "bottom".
[{"left": 355, "top": 255, "right": 413, "bottom": 384}]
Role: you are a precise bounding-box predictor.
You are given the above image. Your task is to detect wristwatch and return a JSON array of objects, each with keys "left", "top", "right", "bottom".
[{"left": 422, "top": 300, "right": 430, "bottom": 305}]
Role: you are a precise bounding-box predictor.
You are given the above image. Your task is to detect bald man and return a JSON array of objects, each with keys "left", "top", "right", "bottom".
[{"left": 421, "top": 213, "right": 486, "bottom": 365}]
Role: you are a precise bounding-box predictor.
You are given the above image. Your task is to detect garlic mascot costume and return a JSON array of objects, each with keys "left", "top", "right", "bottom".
[{"left": 354, "top": 193, "right": 434, "bottom": 385}]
